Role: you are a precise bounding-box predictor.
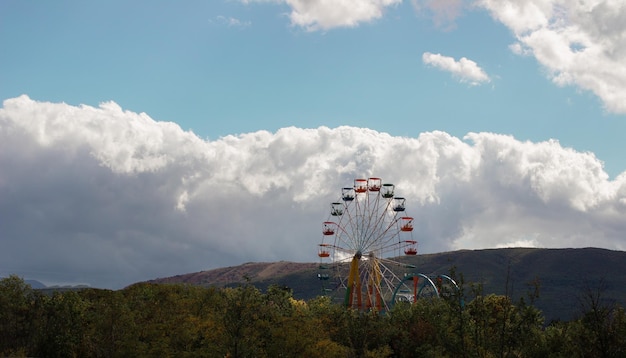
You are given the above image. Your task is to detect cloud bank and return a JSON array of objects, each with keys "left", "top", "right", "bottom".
[
  {"left": 422, "top": 52, "right": 491, "bottom": 85},
  {"left": 2, "top": 96, "right": 626, "bottom": 288}
]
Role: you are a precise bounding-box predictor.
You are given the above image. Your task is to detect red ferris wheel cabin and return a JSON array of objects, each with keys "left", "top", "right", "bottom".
[
  {"left": 353, "top": 177, "right": 382, "bottom": 193},
  {"left": 354, "top": 179, "right": 368, "bottom": 193},
  {"left": 323, "top": 222, "right": 335, "bottom": 235},
  {"left": 318, "top": 244, "right": 331, "bottom": 257},
  {"left": 404, "top": 240, "right": 418, "bottom": 255},
  {"left": 400, "top": 217, "right": 414, "bottom": 232},
  {"left": 368, "top": 177, "right": 381, "bottom": 191}
]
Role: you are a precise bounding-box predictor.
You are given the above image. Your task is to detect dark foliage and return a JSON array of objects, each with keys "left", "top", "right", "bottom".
[{"left": 2, "top": 274, "right": 626, "bottom": 357}]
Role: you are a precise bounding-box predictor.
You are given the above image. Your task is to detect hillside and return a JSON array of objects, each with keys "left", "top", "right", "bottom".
[{"left": 148, "top": 247, "right": 626, "bottom": 322}]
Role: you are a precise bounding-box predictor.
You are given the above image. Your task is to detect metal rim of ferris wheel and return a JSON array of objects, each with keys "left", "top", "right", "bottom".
[{"left": 317, "top": 177, "right": 442, "bottom": 312}]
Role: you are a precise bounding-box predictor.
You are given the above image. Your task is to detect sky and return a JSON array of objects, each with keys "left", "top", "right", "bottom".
[{"left": 1, "top": 0, "right": 626, "bottom": 289}]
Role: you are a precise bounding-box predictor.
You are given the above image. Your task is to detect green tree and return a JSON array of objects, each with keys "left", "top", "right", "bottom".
[
  {"left": 33, "top": 290, "right": 87, "bottom": 357},
  {"left": 389, "top": 298, "right": 457, "bottom": 358},
  {"left": 0, "top": 275, "right": 40, "bottom": 356},
  {"left": 563, "top": 282, "right": 626, "bottom": 358},
  {"left": 121, "top": 282, "right": 207, "bottom": 357},
  {"left": 467, "top": 293, "right": 516, "bottom": 357},
  {"left": 341, "top": 309, "right": 392, "bottom": 357},
  {"left": 78, "top": 288, "right": 133, "bottom": 357},
  {"left": 264, "top": 285, "right": 328, "bottom": 357},
  {"left": 218, "top": 285, "right": 270, "bottom": 357}
]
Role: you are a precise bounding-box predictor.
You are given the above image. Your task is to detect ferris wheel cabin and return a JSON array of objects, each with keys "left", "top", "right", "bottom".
[
  {"left": 368, "top": 177, "right": 382, "bottom": 191},
  {"left": 393, "top": 197, "right": 406, "bottom": 211},
  {"left": 354, "top": 179, "right": 368, "bottom": 193},
  {"left": 404, "top": 240, "right": 418, "bottom": 255},
  {"left": 381, "top": 183, "right": 395, "bottom": 198},
  {"left": 400, "top": 217, "right": 414, "bottom": 231},
  {"left": 330, "top": 202, "right": 343, "bottom": 216},
  {"left": 342, "top": 187, "right": 356, "bottom": 201},
  {"left": 323, "top": 222, "right": 336, "bottom": 235},
  {"left": 318, "top": 273, "right": 330, "bottom": 280},
  {"left": 318, "top": 244, "right": 331, "bottom": 258}
]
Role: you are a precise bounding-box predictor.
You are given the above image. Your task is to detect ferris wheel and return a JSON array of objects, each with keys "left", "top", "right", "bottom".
[{"left": 317, "top": 177, "right": 440, "bottom": 311}]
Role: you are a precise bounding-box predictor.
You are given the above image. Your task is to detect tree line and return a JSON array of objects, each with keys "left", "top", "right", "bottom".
[{"left": 1, "top": 274, "right": 625, "bottom": 357}]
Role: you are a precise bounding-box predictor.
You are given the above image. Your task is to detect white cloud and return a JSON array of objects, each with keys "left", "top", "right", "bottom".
[
  {"left": 478, "top": 0, "right": 626, "bottom": 113},
  {"left": 2, "top": 96, "right": 626, "bottom": 288},
  {"left": 422, "top": 52, "right": 491, "bottom": 85},
  {"left": 212, "top": 15, "right": 252, "bottom": 28},
  {"left": 243, "top": 0, "right": 401, "bottom": 31}
]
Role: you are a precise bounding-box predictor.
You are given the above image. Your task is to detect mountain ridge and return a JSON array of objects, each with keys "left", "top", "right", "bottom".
[{"left": 148, "top": 247, "right": 626, "bottom": 322}]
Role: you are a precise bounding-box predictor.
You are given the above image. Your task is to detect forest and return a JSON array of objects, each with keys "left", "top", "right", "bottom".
[{"left": 1, "top": 274, "right": 626, "bottom": 357}]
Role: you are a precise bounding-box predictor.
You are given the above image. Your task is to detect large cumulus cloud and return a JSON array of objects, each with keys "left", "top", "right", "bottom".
[{"left": 1, "top": 96, "right": 625, "bottom": 288}]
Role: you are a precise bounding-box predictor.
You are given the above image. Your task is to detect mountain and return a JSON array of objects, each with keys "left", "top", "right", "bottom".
[
  {"left": 148, "top": 247, "right": 626, "bottom": 322},
  {"left": 25, "top": 279, "right": 47, "bottom": 289}
]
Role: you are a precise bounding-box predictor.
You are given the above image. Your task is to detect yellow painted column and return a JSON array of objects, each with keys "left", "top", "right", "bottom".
[{"left": 345, "top": 255, "right": 360, "bottom": 308}]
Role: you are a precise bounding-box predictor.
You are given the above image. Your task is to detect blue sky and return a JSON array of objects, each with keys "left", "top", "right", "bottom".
[{"left": 2, "top": 1, "right": 626, "bottom": 288}]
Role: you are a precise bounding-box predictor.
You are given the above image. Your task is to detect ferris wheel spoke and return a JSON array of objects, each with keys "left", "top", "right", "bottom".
[
  {"left": 362, "top": 223, "right": 401, "bottom": 253},
  {"left": 335, "top": 227, "right": 359, "bottom": 253}
]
